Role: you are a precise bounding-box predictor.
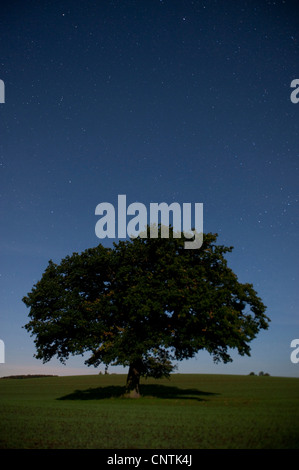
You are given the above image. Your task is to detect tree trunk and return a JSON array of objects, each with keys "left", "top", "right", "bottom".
[{"left": 125, "top": 361, "right": 142, "bottom": 398}]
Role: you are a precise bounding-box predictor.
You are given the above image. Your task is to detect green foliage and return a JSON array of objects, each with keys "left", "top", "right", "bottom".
[{"left": 23, "top": 228, "right": 270, "bottom": 380}]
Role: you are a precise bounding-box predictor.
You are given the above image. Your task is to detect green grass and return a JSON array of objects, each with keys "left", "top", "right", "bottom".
[{"left": 0, "top": 373, "right": 299, "bottom": 449}]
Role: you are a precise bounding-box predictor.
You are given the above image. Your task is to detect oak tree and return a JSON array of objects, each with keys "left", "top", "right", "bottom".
[{"left": 23, "top": 229, "right": 269, "bottom": 397}]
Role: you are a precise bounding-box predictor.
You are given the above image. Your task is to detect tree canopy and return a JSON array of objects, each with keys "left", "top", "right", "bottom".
[{"left": 23, "top": 228, "right": 270, "bottom": 397}]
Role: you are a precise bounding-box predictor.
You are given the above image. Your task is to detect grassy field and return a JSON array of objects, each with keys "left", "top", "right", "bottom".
[{"left": 0, "top": 373, "right": 299, "bottom": 449}]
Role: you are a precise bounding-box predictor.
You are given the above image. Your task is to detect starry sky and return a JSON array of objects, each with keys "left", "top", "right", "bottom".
[{"left": 0, "top": 0, "right": 298, "bottom": 377}]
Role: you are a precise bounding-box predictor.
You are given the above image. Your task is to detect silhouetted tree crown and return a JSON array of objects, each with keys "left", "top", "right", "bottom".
[{"left": 23, "top": 228, "right": 269, "bottom": 397}]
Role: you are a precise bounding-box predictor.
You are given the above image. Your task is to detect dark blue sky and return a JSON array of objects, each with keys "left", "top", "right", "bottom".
[{"left": 0, "top": 0, "right": 298, "bottom": 376}]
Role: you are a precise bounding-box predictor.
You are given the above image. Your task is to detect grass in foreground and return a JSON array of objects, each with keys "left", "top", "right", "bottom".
[{"left": 0, "top": 373, "right": 299, "bottom": 449}]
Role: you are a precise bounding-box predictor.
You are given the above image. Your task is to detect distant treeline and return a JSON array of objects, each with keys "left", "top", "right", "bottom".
[{"left": 0, "top": 374, "right": 58, "bottom": 379}]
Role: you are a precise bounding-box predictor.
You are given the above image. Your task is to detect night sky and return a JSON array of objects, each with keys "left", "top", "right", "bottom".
[{"left": 0, "top": 0, "right": 298, "bottom": 377}]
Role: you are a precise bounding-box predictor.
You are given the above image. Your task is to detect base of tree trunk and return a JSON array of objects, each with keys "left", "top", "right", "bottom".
[
  {"left": 123, "top": 389, "right": 141, "bottom": 399},
  {"left": 125, "top": 361, "right": 142, "bottom": 398}
]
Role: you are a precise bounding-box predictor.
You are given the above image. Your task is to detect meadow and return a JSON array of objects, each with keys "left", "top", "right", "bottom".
[{"left": 0, "top": 373, "right": 299, "bottom": 449}]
